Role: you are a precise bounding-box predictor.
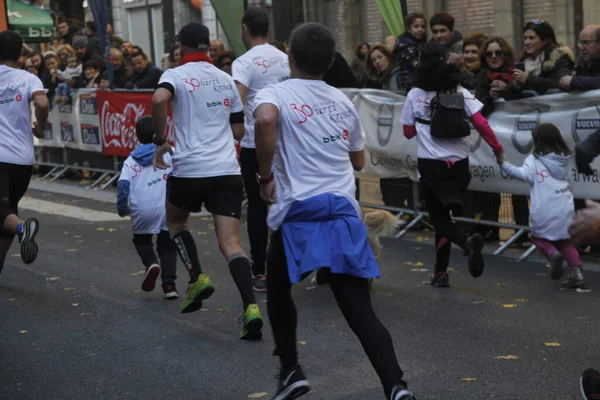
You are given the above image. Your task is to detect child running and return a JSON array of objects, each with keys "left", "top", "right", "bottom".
[
  {"left": 117, "top": 116, "right": 179, "bottom": 299},
  {"left": 499, "top": 123, "right": 585, "bottom": 288}
]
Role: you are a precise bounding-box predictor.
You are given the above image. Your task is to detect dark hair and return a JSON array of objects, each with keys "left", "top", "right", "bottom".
[
  {"left": 130, "top": 51, "right": 147, "bottom": 60},
  {"left": 132, "top": 45, "right": 144, "bottom": 54},
  {"left": 50, "top": 36, "right": 61, "bottom": 44},
  {"left": 532, "top": 123, "right": 571, "bottom": 156},
  {"left": 479, "top": 37, "right": 516, "bottom": 70},
  {"left": 413, "top": 41, "right": 461, "bottom": 91},
  {"left": 289, "top": 23, "right": 335, "bottom": 76},
  {"left": 44, "top": 54, "right": 58, "bottom": 63},
  {"left": 429, "top": 12, "right": 454, "bottom": 31},
  {"left": 0, "top": 31, "right": 24, "bottom": 62},
  {"left": 463, "top": 32, "right": 487, "bottom": 51},
  {"left": 271, "top": 40, "right": 287, "bottom": 53},
  {"left": 217, "top": 51, "right": 236, "bottom": 66},
  {"left": 405, "top": 12, "right": 427, "bottom": 31},
  {"left": 86, "top": 21, "right": 97, "bottom": 33},
  {"left": 242, "top": 7, "right": 269, "bottom": 38},
  {"left": 365, "top": 44, "right": 392, "bottom": 80},
  {"left": 83, "top": 59, "right": 101, "bottom": 71},
  {"left": 136, "top": 116, "right": 155, "bottom": 144},
  {"left": 521, "top": 20, "right": 558, "bottom": 60},
  {"left": 356, "top": 42, "right": 370, "bottom": 61}
]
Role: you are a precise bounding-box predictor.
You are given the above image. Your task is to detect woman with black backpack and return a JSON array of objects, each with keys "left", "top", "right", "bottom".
[{"left": 399, "top": 42, "right": 505, "bottom": 288}]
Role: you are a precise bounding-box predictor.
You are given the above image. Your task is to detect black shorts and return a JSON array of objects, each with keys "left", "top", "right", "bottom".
[
  {"left": 0, "top": 162, "right": 33, "bottom": 236},
  {"left": 167, "top": 175, "right": 243, "bottom": 218}
]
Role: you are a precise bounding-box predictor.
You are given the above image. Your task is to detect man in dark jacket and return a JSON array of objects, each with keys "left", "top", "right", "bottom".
[
  {"left": 125, "top": 51, "right": 162, "bottom": 89},
  {"left": 560, "top": 25, "right": 600, "bottom": 91}
]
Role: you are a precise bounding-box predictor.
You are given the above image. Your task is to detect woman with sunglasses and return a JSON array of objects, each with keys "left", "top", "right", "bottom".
[{"left": 512, "top": 20, "right": 575, "bottom": 95}]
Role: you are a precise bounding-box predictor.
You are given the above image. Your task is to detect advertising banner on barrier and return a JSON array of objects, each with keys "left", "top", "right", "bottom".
[
  {"left": 342, "top": 89, "right": 600, "bottom": 199},
  {"left": 96, "top": 90, "right": 174, "bottom": 157}
]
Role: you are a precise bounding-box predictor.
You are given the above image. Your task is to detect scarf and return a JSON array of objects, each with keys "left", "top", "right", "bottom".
[
  {"left": 487, "top": 65, "right": 514, "bottom": 83},
  {"left": 524, "top": 53, "right": 544, "bottom": 77},
  {"left": 180, "top": 52, "right": 213, "bottom": 66}
]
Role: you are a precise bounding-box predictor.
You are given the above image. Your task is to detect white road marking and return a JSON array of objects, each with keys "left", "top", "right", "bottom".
[{"left": 19, "top": 197, "right": 126, "bottom": 222}]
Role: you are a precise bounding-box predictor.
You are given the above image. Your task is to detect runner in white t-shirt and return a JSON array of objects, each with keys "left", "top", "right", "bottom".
[
  {"left": 0, "top": 31, "right": 50, "bottom": 273},
  {"left": 253, "top": 23, "right": 416, "bottom": 400},
  {"left": 117, "top": 116, "right": 178, "bottom": 300},
  {"left": 233, "top": 7, "right": 290, "bottom": 292},
  {"left": 151, "top": 23, "right": 263, "bottom": 340}
]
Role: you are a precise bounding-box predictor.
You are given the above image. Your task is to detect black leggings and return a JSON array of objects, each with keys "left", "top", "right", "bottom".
[
  {"left": 422, "top": 182, "right": 467, "bottom": 273},
  {"left": 0, "top": 162, "right": 32, "bottom": 238},
  {"left": 266, "top": 230, "right": 405, "bottom": 397},
  {"left": 132, "top": 231, "right": 177, "bottom": 285}
]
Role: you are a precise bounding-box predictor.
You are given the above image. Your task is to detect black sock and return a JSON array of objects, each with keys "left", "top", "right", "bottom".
[
  {"left": 228, "top": 254, "right": 256, "bottom": 310},
  {"left": 172, "top": 231, "right": 202, "bottom": 283}
]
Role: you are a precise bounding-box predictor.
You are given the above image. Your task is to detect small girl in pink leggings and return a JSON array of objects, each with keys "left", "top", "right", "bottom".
[{"left": 499, "top": 123, "right": 585, "bottom": 288}]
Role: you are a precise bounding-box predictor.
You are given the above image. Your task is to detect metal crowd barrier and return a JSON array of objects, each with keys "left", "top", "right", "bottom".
[{"left": 357, "top": 177, "right": 537, "bottom": 262}]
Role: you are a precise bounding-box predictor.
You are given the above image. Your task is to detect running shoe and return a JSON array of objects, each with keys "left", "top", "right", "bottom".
[
  {"left": 390, "top": 384, "right": 417, "bottom": 400},
  {"left": 466, "top": 234, "right": 485, "bottom": 278},
  {"left": 430, "top": 272, "right": 449, "bottom": 288},
  {"left": 180, "top": 274, "right": 215, "bottom": 313},
  {"left": 253, "top": 274, "right": 267, "bottom": 292},
  {"left": 239, "top": 304, "right": 263, "bottom": 340},
  {"left": 141, "top": 264, "right": 161, "bottom": 292},
  {"left": 562, "top": 267, "right": 586, "bottom": 289},
  {"left": 270, "top": 365, "right": 311, "bottom": 400},
  {"left": 18, "top": 218, "right": 39, "bottom": 264},
  {"left": 549, "top": 252, "right": 565, "bottom": 280},
  {"left": 581, "top": 368, "right": 600, "bottom": 399},
  {"left": 162, "top": 283, "right": 179, "bottom": 300}
]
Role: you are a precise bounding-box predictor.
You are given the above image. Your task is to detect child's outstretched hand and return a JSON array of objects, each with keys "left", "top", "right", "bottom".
[
  {"left": 153, "top": 144, "right": 173, "bottom": 170},
  {"left": 496, "top": 153, "right": 508, "bottom": 165}
]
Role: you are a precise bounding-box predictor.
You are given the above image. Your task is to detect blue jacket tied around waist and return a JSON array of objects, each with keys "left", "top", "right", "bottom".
[{"left": 280, "top": 194, "right": 380, "bottom": 284}]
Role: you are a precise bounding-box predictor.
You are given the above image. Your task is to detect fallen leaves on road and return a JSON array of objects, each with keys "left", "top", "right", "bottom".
[
  {"left": 66, "top": 249, "right": 78, "bottom": 252},
  {"left": 495, "top": 355, "right": 519, "bottom": 360},
  {"left": 74, "top": 235, "right": 82, "bottom": 238},
  {"left": 417, "top": 236, "right": 424, "bottom": 242},
  {"left": 217, "top": 308, "right": 227, "bottom": 313},
  {"left": 544, "top": 342, "right": 561, "bottom": 347},
  {"left": 413, "top": 262, "right": 425, "bottom": 267},
  {"left": 19, "top": 330, "right": 27, "bottom": 334},
  {"left": 404, "top": 262, "right": 413, "bottom": 265},
  {"left": 76, "top": 240, "right": 84, "bottom": 244},
  {"left": 447, "top": 267, "right": 455, "bottom": 272},
  {"left": 502, "top": 304, "right": 517, "bottom": 308},
  {"left": 461, "top": 378, "right": 477, "bottom": 382},
  {"left": 536, "top": 273, "right": 548, "bottom": 277},
  {"left": 412, "top": 268, "right": 428, "bottom": 272},
  {"left": 8, "top": 298, "right": 15, "bottom": 301},
  {"left": 497, "top": 282, "right": 505, "bottom": 287},
  {"left": 197, "top": 231, "right": 207, "bottom": 235},
  {"left": 72, "top": 303, "right": 79, "bottom": 307},
  {"left": 128, "top": 271, "right": 145, "bottom": 276},
  {"left": 247, "top": 393, "right": 269, "bottom": 399},
  {"left": 577, "top": 288, "right": 592, "bottom": 293},
  {"left": 473, "top": 300, "right": 485, "bottom": 304},
  {"left": 64, "top": 288, "right": 75, "bottom": 291},
  {"left": 297, "top": 341, "right": 307, "bottom": 345},
  {"left": 305, "top": 286, "right": 316, "bottom": 291},
  {"left": 96, "top": 228, "right": 105, "bottom": 231},
  {"left": 108, "top": 228, "right": 117, "bottom": 232},
  {"left": 104, "top": 240, "right": 112, "bottom": 243},
  {"left": 46, "top": 277, "right": 60, "bottom": 281},
  {"left": 11, "top": 253, "right": 19, "bottom": 257},
  {"left": 515, "top": 298, "right": 528, "bottom": 303},
  {"left": 200, "top": 308, "right": 209, "bottom": 311},
  {"left": 422, "top": 281, "right": 429, "bottom": 284}
]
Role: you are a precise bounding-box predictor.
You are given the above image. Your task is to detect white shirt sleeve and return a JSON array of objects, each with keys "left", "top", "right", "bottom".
[
  {"left": 500, "top": 155, "right": 536, "bottom": 185},
  {"left": 399, "top": 90, "right": 415, "bottom": 126},
  {"left": 229, "top": 76, "right": 244, "bottom": 113},
  {"left": 119, "top": 159, "right": 133, "bottom": 182},
  {"left": 29, "top": 74, "right": 46, "bottom": 96},
  {"left": 253, "top": 85, "right": 280, "bottom": 117},
  {"left": 460, "top": 87, "right": 484, "bottom": 117},
  {"left": 348, "top": 107, "right": 365, "bottom": 152},
  {"left": 232, "top": 57, "right": 251, "bottom": 88},
  {"left": 158, "top": 69, "right": 179, "bottom": 94}
]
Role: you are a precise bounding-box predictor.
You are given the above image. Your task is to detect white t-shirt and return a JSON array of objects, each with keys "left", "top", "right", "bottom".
[
  {"left": 254, "top": 79, "right": 365, "bottom": 230},
  {"left": 399, "top": 87, "right": 482, "bottom": 162},
  {"left": 232, "top": 44, "right": 290, "bottom": 149},
  {"left": 0, "top": 65, "right": 46, "bottom": 165},
  {"left": 119, "top": 154, "right": 172, "bottom": 234},
  {"left": 158, "top": 62, "right": 243, "bottom": 178}
]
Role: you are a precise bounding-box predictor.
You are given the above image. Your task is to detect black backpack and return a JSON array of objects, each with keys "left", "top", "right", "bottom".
[{"left": 416, "top": 89, "right": 471, "bottom": 139}]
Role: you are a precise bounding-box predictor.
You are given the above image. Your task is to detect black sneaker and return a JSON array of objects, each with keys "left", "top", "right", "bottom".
[
  {"left": 162, "top": 283, "right": 180, "bottom": 300},
  {"left": 141, "top": 264, "right": 161, "bottom": 292},
  {"left": 18, "top": 218, "right": 39, "bottom": 264},
  {"left": 270, "top": 365, "right": 311, "bottom": 400},
  {"left": 253, "top": 274, "right": 267, "bottom": 292},
  {"left": 466, "top": 234, "right": 484, "bottom": 278},
  {"left": 580, "top": 368, "right": 600, "bottom": 399},
  {"left": 430, "top": 272, "right": 449, "bottom": 288},
  {"left": 390, "top": 384, "right": 416, "bottom": 400}
]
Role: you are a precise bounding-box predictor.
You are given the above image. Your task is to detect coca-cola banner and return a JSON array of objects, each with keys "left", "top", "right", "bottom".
[{"left": 96, "top": 90, "right": 174, "bottom": 157}]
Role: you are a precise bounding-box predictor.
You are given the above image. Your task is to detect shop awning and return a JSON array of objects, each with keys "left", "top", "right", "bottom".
[{"left": 6, "top": 0, "right": 55, "bottom": 42}]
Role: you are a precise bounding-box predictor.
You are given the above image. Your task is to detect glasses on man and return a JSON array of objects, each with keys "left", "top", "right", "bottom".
[{"left": 485, "top": 50, "right": 504, "bottom": 57}]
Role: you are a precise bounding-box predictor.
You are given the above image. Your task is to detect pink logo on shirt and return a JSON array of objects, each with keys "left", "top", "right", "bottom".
[
  {"left": 537, "top": 169, "right": 550, "bottom": 183},
  {"left": 255, "top": 60, "right": 271, "bottom": 74},
  {"left": 342, "top": 129, "right": 349, "bottom": 140},
  {"left": 15, "top": 95, "right": 22, "bottom": 102},
  {"left": 291, "top": 103, "right": 314, "bottom": 125},
  {"left": 224, "top": 98, "right": 230, "bottom": 107}
]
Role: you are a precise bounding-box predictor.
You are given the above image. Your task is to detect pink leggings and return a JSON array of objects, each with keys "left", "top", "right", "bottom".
[{"left": 531, "top": 237, "right": 582, "bottom": 268}]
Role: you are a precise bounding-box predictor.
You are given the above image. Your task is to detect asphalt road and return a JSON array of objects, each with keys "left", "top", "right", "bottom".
[{"left": 1, "top": 184, "right": 599, "bottom": 400}]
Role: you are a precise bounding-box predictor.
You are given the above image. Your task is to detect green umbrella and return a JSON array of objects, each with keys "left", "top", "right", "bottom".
[{"left": 7, "top": 0, "right": 55, "bottom": 43}]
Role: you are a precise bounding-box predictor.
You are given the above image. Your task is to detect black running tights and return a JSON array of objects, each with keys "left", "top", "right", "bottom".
[{"left": 266, "top": 230, "right": 405, "bottom": 397}]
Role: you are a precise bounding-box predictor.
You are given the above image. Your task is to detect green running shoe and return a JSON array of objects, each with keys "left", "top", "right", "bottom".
[
  {"left": 180, "top": 274, "right": 215, "bottom": 313},
  {"left": 239, "top": 304, "right": 263, "bottom": 340}
]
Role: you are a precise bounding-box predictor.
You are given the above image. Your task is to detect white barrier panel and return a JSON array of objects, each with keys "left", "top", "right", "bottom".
[
  {"left": 33, "top": 89, "right": 103, "bottom": 153},
  {"left": 342, "top": 88, "right": 600, "bottom": 199}
]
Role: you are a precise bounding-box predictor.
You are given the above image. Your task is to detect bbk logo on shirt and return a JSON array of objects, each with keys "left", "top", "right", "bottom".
[
  {"left": 322, "top": 129, "right": 349, "bottom": 144},
  {"left": 0, "top": 95, "right": 22, "bottom": 105},
  {"left": 207, "top": 98, "right": 230, "bottom": 108}
]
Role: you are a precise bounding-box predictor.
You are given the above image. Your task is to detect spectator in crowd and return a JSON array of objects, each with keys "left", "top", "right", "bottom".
[
  {"left": 99, "top": 48, "right": 130, "bottom": 89},
  {"left": 217, "top": 50, "right": 235, "bottom": 76},
  {"left": 560, "top": 25, "right": 600, "bottom": 91},
  {"left": 209, "top": 39, "right": 225, "bottom": 62},
  {"left": 29, "top": 52, "right": 44, "bottom": 77},
  {"left": 512, "top": 20, "right": 575, "bottom": 95},
  {"left": 24, "top": 58, "right": 38, "bottom": 75},
  {"left": 323, "top": 51, "right": 359, "bottom": 89},
  {"left": 430, "top": 12, "right": 464, "bottom": 55},
  {"left": 81, "top": 21, "right": 102, "bottom": 56},
  {"left": 73, "top": 36, "right": 104, "bottom": 70},
  {"left": 57, "top": 18, "right": 74, "bottom": 46},
  {"left": 73, "top": 59, "right": 101, "bottom": 89},
  {"left": 393, "top": 12, "right": 427, "bottom": 93},
  {"left": 55, "top": 54, "right": 82, "bottom": 104},
  {"left": 463, "top": 32, "right": 487, "bottom": 78},
  {"left": 270, "top": 40, "right": 287, "bottom": 53},
  {"left": 366, "top": 44, "right": 401, "bottom": 90},
  {"left": 351, "top": 42, "right": 370, "bottom": 87},
  {"left": 55, "top": 44, "right": 75, "bottom": 70},
  {"left": 42, "top": 53, "right": 59, "bottom": 102},
  {"left": 168, "top": 45, "right": 182, "bottom": 68},
  {"left": 106, "top": 24, "right": 125, "bottom": 49},
  {"left": 125, "top": 51, "right": 162, "bottom": 89},
  {"left": 49, "top": 37, "right": 61, "bottom": 53},
  {"left": 385, "top": 35, "right": 396, "bottom": 51},
  {"left": 121, "top": 41, "right": 133, "bottom": 58}
]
